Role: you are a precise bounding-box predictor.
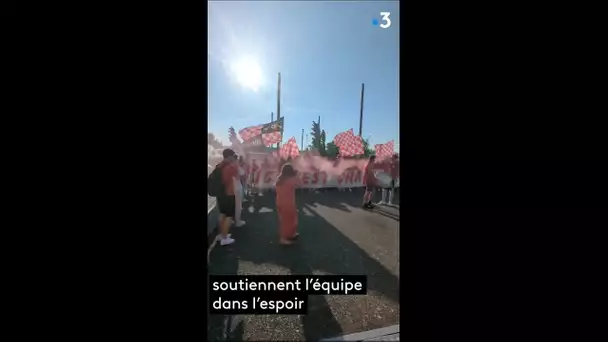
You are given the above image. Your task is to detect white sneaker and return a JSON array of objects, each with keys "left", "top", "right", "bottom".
[
  {"left": 216, "top": 234, "right": 232, "bottom": 241},
  {"left": 378, "top": 201, "right": 387, "bottom": 205},
  {"left": 235, "top": 220, "right": 246, "bottom": 227},
  {"left": 220, "top": 237, "right": 235, "bottom": 246}
]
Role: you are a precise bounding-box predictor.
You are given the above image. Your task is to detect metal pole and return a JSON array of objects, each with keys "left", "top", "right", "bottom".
[
  {"left": 270, "top": 112, "right": 275, "bottom": 149},
  {"left": 277, "top": 72, "right": 282, "bottom": 149},
  {"left": 359, "top": 83, "right": 364, "bottom": 137},
  {"left": 301, "top": 128, "right": 304, "bottom": 149},
  {"left": 277, "top": 73, "right": 281, "bottom": 120}
]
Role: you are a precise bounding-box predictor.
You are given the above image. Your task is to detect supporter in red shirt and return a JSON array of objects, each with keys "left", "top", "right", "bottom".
[
  {"left": 215, "top": 149, "right": 238, "bottom": 246},
  {"left": 275, "top": 163, "right": 302, "bottom": 245},
  {"left": 362, "top": 155, "right": 378, "bottom": 209}
]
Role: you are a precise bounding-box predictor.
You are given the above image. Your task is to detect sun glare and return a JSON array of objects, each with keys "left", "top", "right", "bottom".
[{"left": 231, "top": 58, "right": 263, "bottom": 92}]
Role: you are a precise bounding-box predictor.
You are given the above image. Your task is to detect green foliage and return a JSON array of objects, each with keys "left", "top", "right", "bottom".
[
  {"left": 309, "top": 121, "right": 321, "bottom": 151},
  {"left": 326, "top": 141, "right": 339, "bottom": 158},
  {"left": 319, "top": 130, "right": 327, "bottom": 156},
  {"left": 361, "top": 138, "right": 375, "bottom": 156}
]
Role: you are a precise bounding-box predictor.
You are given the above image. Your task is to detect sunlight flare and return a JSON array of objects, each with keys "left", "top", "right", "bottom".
[{"left": 230, "top": 58, "right": 263, "bottom": 92}]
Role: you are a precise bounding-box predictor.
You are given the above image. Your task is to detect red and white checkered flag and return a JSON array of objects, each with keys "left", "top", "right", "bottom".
[
  {"left": 279, "top": 137, "right": 300, "bottom": 159},
  {"left": 374, "top": 140, "right": 394, "bottom": 159},
  {"left": 343, "top": 135, "right": 365, "bottom": 157},
  {"left": 334, "top": 129, "right": 364, "bottom": 157},
  {"left": 238, "top": 118, "right": 284, "bottom": 147},
  {"left": 334, "top": 128, "right": 355, "bottom": 147}
]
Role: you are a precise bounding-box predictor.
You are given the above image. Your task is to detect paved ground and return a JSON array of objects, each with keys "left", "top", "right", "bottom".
[{"left": 207, "top": 188, "right": 400, "bottom": 341}]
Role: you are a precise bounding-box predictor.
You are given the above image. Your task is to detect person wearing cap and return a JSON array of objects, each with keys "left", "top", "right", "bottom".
[{"left": 215, "top": 148, "right": 238, "bottom": 246}]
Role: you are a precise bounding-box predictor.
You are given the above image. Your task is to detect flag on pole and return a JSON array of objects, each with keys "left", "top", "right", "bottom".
[
  {"left": 239, "top": 117, "right": 284, "bottom": 146},
  {"left": 374, "top": 140, "right": 395, "bottom": 159},
  {"left": 334, "top": 128, "right": 355, "bottom": 147},
  {"left": 279, "top": 137, "right": 300, "bottom": 159},
  {"left": 333, "top": 129, "right": 364, "bottom": 157}
]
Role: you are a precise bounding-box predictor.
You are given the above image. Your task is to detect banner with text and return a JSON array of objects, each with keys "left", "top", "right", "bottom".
[{"left": 246, "top": 157, "right": 400, "bottom": 189}]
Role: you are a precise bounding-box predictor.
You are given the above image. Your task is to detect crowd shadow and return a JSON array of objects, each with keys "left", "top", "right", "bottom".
[
  {"left": 303, "top": 188, "right": 400, "bottom": 221},
  {"left": 297, "top": 190, "right": 352, "bottom": 213},
  {"left": 207, "top": 191, "right": 400, "bottom": 341},
  {"left": 247, "top": 186, "right": 400, "bottom": 215}
]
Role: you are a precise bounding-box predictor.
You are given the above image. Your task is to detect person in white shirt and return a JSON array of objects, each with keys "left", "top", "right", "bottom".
[{"left": 233, "top": 156, "right": 247, "bottom": 227}]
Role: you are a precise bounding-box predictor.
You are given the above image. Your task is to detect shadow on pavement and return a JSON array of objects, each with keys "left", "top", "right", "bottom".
[
  {"left": 207, "top": 191, "right": 400, "bottom": 341},
  {"left": 248, "top": 187, "right": 399, "bottom": 215}
]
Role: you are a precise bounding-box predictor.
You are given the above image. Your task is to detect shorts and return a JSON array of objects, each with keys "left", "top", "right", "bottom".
[{"left": 217, "top": 195, "right": 236, "bottom": 218}]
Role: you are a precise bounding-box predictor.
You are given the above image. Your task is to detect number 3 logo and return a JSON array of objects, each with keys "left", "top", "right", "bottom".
[{"left": 380, "top": 12, "right": 391, "bottom": 29}]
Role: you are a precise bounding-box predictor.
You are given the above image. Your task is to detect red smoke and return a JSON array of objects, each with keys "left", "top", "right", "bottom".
[{"left": 207, "top": 145, "right": 396, "bottom": 177}]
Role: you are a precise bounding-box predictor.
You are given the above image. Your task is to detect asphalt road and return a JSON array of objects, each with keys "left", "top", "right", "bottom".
[{"left": 207, "top": 188, "right": 400, "bottom": 341}]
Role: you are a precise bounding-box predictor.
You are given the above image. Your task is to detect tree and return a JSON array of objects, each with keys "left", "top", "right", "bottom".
[
  {"left": 208, "top": 133, "right": 223, "bottom": 148},
  {"left": 361, "top": 138, "right": 375, "bottom": 157},
  {"left": 319, "top": 130, "right": 327, "bottom": 156},
  {"left": 326, "top": 141, "right": 339, "bottom": 158},
  {"left": 309, "top": 121, "right": 321, "bottom": 152},
  {"left": 308, "top": 120, "right": 329, "bottom": 156},
  {"left": 228, "top": 127, "right": 239, "bottom": 145}
]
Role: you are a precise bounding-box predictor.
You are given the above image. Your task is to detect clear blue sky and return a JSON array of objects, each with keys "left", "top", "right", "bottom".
[{"left": 208, "top": 1, "right": 399, "bottom": 152}]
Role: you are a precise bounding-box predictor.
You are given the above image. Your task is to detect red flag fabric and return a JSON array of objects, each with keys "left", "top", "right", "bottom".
[
  {"left": 238, "top": 118, "right": 284, "bottom": 146},
  {"left": 334, "top": 128, "right": 355, "bottom": 147},
  {"left": 374, "top": 140, "right": 395, "bottom": 159},
  {"left": 279, "top": 137, "right": 300, "bottom": 159},
  {"left": 334, "top": 129, "right": 364, "bottom": 157}
]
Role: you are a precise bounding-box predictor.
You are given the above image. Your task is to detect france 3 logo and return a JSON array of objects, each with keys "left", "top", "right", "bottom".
[{"left": 372, "top": 12, "right": 392, "bottom": 29}]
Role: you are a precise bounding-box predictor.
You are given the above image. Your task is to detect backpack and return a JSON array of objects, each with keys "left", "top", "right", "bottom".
[{"left": 208, "top": 165, "right": 225, "bottom": 197}]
